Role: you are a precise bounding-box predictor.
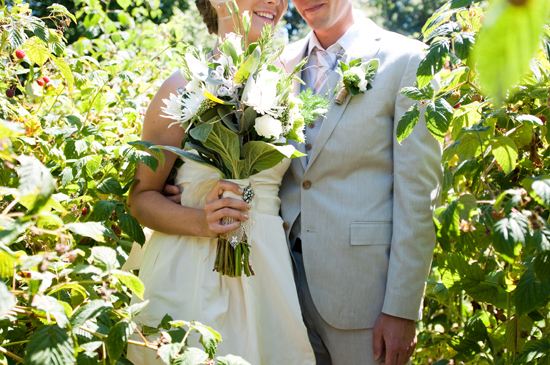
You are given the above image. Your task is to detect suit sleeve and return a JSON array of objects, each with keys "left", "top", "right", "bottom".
[{"left": 381, "top": 49, "right": 443, "bottom": 321}]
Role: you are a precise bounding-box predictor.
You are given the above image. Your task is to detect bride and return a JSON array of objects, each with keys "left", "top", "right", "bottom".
[{"left": 125, "top": 0, "right": 315, "bottom": 364}]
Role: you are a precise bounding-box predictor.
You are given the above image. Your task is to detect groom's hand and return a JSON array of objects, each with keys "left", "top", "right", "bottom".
[{"left": 373, "top": 313, "right": 416, "bottom": 365}]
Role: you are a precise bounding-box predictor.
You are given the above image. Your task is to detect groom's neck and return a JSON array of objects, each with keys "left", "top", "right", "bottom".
[{"left": 312, "top": 10, "right": 357, "bottom": 50}]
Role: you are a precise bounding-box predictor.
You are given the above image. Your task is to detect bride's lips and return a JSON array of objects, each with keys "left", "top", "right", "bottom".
[{"left": 253, "top": 11, "right": 276, "bottom": 24}]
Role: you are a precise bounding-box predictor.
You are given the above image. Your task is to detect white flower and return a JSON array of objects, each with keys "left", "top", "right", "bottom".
[
  {"left": 254, "top": 114, "right": 283, "bottom": 139},
  {"left": 358, "top": 79, "right": 368, "bottom": 92},
  {"left": 224, "top": 32, "right": 244, "bottom": 56},
  {"left": 160, "top": 87, "right": 206, "bottom": 129},
  {"left": 160, "top": 93, "right": 185, "bottom": 122},
  {"left": 242, "top": 69, "right": 281, "bottom": 115}
]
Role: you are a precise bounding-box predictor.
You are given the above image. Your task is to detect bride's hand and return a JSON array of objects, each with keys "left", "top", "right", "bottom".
[{"left": 202, "top": 181, "right": 251, "bottom": 238}]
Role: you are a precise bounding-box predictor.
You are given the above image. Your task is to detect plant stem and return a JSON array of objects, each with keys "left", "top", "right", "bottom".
[{"left": 0, "top": 346, "right": 23, "bottom": 363}]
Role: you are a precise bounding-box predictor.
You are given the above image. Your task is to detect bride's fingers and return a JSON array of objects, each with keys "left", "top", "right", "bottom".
[
  {"left": 207, "top": 207, "right": 249, "bottom": 224},
  {"left": 206, "top": 197, "right": 250, "bottom": 213},
  {"left": 209, "top": 220, "right": 242, "bottom": 234},
  {"left": 206, "top": 181, "right": 244, "bottom": 203}
]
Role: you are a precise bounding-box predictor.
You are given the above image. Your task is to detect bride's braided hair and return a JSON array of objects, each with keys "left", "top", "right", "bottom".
[{"left": 196, "top": 0, "right": 218, "bottom": 35}]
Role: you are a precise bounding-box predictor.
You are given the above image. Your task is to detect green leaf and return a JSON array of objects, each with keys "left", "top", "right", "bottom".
[
  {"left": 425, "top": 98, "right": 453, "bottom": 142},
  {"left": 48, "top": 3, "right": 77, "bottom": 22},
  {"left": 0, "top": 247, "right": 17, "bottom": 278},
  {"left": 24, "top": 325, "right": 75, "bottom": 365},
  {"left": 472, "top": 0, "right": 550, "bottom": 103},
  {"left": 70, "top": 299, "right": 113, "bottom": 329},
  {"left": 514, "top": 269, "right": 550, "bottom": 318},
  {"left": 91, "top": 246, "right": 119, "bottom": 272},
  {"left": 117, "top": 298, "right": 148, "bottom": 319},
  {"left": 25, "top": 38, "right": 50, "bottom": 66},
  {"left": 453, "top": 32, "right": 475, "bottom": 60},
  {"left": 116, "top": 0, "right": 131, "bottom": 10},
  {"left": 17, "top": 155, "right": 56, "bottom": 215},
  {"left": 52, "top": 56, "right": 75, "bottom": 92},
  {"left": 396, "top": 104, "right": 420, "bottom": 143},
  {"left": 505, "top": 315, "right": 534, "bottom": 354},
  {"left": 105, "top": 320, "right": 136, "bottom": 365},
  {"left": 515, "top": 339, "right": 550, "bottom": 363},
  {"left": 490, "top": 136, "right": 518, "bottom": 175},
  {"left": 203, "top": 122, "right": 241, "bottom": 177},
  {"left": 417, "top": 39, "right": 450, "bottom": 89},
  {"left": 119, "top": 213, "right": 146, "bottom": 246},
  {"left": 450, "top": 0, "right": 475, "bottom": 9},
  {"left": 93, "top": 200, "right": 116, "bottom": 221},
  {"left": 112, "top": 270, "right": 145, "bottom": 300},
  {"left": 234, "top": 46, "right": 261, "bottom": 84},
  {"left": 492, "top": 213, "right": 528, "bottom": 258},
  {"left": 66, "top": 222, "right": 116, "bottom": 243},
  {"left": 97, "top": 177, "right": 123, "bottom": 197},
  {"left": 8, "top": 23, "right": 25, "bottom": 51},
  {"left": 30, "top": 17, "right": 49, "bottom": 43},
  {"left": 190, "top": 122, "right": 214, "bottom": 142},
  {"left": 76, "top": 351, "right": 99, "bottom": 365},
  {"left": 534, "top": 251, "right": 550, "bottom": 282},
  {"left": 31, "top": 294, "right": 70, "bottom": 328},
  {"left": 524, "top": 176, "right": 550, "bottom": 209},
  {"left": 152, "top": 145, "right": 224, "bottom": 177},
  {"left": 0, "top": 281, "right": 16, "bottom": 316},
  {"left": 242, "top": 141, "right": 286, "bottom": 176},
  {"left": 196, "top": 324, "right": 221, "bottom": 359},
  {"left": 400, "top": 83, "right": 434, "bottom": 101},
  {"left": 173, "top": 347, "right": 208, "bottom": 365}
]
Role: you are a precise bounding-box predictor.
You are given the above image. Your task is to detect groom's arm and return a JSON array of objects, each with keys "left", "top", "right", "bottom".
[{"left": 373, "top": 46, "right": 443, "bottom": 365}]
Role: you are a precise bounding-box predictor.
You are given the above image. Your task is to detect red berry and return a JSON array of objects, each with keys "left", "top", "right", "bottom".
[
  {"left": 36, "top": 79, "right": 45, "bottom": 86},
  {"left": 111, "top": 210, "right": 116, "bottom": 216},
  {"left": 15, "top": 49, "right": 25, "bottom": 60},
  {"left": 81, "top": 207, "right": 88, "bottom": 215},
  {"left": 5, "top": 89, "right": 15, "bottom": 98},
  {"left": 540, "top": 115, "right": 547, "bottom": 124},
  {"left": 453, "top": 103, "right": 461, "bottom": 109},
  {"left": 42, "top": 76, "right": 50, "bottom": 84}
]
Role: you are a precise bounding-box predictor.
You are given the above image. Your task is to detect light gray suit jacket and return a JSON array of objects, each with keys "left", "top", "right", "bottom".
[{"left": 277, "top": 16, "right": 443, "bottom": 330}]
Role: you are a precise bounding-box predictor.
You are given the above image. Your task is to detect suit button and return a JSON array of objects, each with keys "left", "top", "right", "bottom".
[
  {"left": 289, "top": 233, "right": 295, "bottom": 239},
  {"left": 308, "top": 122, "right": 315, "bottom": 129},
  {"left": 305, "top": 144, "right": 312, "bottom": 151},
  {"left": 302, "top": 180, "right": 312, "bottom": 190},
  {"left": 283, "top": 221, "right": 290, "bottom": 230}
]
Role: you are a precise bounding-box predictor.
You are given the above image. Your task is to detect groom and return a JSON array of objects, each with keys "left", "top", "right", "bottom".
[{"left": 276, "top": 1, "right": 442, "bottom": 364}]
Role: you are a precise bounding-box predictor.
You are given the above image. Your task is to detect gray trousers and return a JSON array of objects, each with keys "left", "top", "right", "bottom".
[{"left": 293, "top": 250, "right": 380, "bottom": 365}]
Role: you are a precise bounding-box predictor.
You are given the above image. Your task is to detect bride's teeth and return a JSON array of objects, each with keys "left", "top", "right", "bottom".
[{"left": 256, "top": 12, "right": 274, "bottom": 20}]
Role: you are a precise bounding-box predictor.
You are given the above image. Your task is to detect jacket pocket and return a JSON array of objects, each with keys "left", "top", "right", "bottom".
[{"left": 350, "top": 222, "right": 392, "bottom": 246}]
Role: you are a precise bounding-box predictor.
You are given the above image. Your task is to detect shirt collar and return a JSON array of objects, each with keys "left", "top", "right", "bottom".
[{"left": 307, "top": 14, "right": 362, "bottom": 57}]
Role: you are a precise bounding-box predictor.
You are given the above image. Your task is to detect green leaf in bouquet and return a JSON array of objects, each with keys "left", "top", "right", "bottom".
[
  {"left": 203, "top": 122, "right": 242, "bottom": 177},
  {"left": 396, "top": 104, "right": 420, "bottom": 143},
  {"left": 245, "top": 42, "right": 258, "bottom": 57},
  {"left": 173, "top": 348, "right": 208, "bottom": 365},
  {"left": 489, "top": 136, "right": 518, "bottom": 175},
  {"left": 70, "top": 299, "right": 113, "bottom": 329},
  {"left": 234, "top": 46, "right": 261, "bottom": 84},
  {"left": 24, "top": 324, "right": 75, "bottom": 365},
  {"left": 184, "top": 53, "right": 210, "bottom": 82},
  {"left": 106, "top": 320, "right": 136, "bottom": 364},
  {"left": 152, "top": 145, "right": 225, "bottom": 177},
  {"left": 241, "top": 106, "right": 258, "bottom": 134},
  {"left": 112, "top": 270, "right": 145, "bottom": 300},
  {"left": 119, "top": 213, "right": 146, "bottom": 246},
  {"left": 218, "top": 106, "right": 238, "bottom": 133},
  {"left": 242, "top": 141, "right": 289, "bottom": 176},
  {"left": 220, "top": 38, "right": 239, "bottom": 65},
  {"left": 97, "top": 177, "right": 123, "bottom": 197},
  {"left": 189, "top": 122, "right": 214, "bottom": 142}
]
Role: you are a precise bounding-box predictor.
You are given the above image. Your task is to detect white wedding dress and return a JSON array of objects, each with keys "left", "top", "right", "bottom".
[{"left": 126, "top": 157, "right": 315, "bottom": 365}]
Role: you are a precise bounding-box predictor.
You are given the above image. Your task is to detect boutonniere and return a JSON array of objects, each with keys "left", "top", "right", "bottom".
[{"left": 335, "top": 58, "right": 379, "bottom": 105}]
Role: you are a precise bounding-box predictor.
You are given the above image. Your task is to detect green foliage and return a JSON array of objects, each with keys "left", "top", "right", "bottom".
[
  {"left": 397, "top": 0, "right": 550, "bottom": 364},
  {"left": 0, "top": 1, "right": 250, "bottom": 364}
]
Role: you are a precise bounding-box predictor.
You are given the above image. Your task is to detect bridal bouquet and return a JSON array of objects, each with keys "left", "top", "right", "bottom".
[{"left": 159, "top": 9, "right": 329, "bottom": 277}]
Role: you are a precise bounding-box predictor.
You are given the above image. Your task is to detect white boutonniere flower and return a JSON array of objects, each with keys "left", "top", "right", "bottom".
[{"left": 335, "top": 58, "right": 380, "bottom": 105}]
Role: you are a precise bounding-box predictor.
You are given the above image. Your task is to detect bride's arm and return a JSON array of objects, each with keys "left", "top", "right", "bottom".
[{"left": 128, "top": 71, "right": 250, "bottom": 238}]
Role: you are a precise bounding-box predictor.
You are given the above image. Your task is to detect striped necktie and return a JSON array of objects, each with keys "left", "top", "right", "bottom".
[{"left": 313, "top": 48, "right": 344, "bottom": 95}]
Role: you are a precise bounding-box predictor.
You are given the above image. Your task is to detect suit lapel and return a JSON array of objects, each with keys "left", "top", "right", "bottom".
[{"left": 305, "top": 19, "right": 383, "bottom": 174}]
